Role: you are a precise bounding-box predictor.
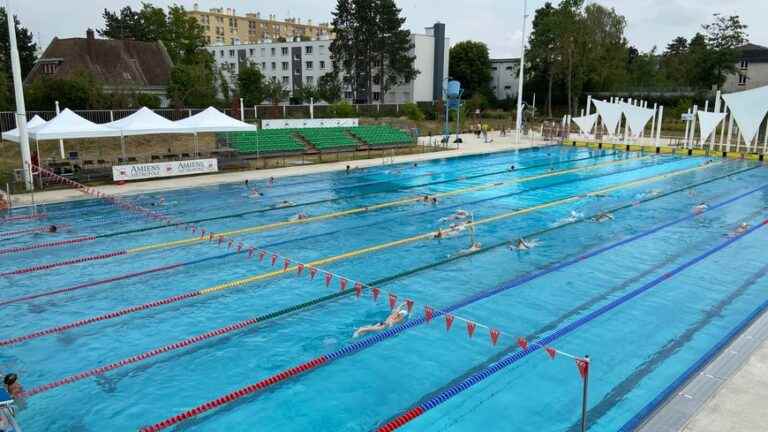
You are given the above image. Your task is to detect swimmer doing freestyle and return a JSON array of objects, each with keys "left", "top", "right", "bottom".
[{"left": 354, "top": 304, "right": 409, "bottom": 337}]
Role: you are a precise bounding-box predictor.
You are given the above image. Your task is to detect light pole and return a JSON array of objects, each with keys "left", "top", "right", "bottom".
[
  {"left": 514, "top": 0, "right": 528, "bottom": 144},
  {"left": 6, "top": 0, "right": 33, "bottom": 191}
]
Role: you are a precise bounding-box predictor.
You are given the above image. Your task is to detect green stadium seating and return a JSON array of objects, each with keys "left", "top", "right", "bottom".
[
  {"left": 350, "top": 125, "right": 412, "bottom": 147},
  {"left": 297, "top": 127, "right": 357, "bottom": 150},
  {"left": 229, "top": 129, "right": 305, "bottom": 154}
]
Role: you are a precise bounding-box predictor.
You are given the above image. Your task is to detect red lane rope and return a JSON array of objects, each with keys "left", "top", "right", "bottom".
[
  {"left": 139, "top": 356, "right": 329, "bottom": 432},
  {"left": 0, "top": 213, "right": 47, "bottom": 223},
  {"left": 0, "top": 236, "right": 96, "bottom": 256},
  {"left": 0, "top": 224, "right": 71, "bottom": 238},
  {"left": 0, "top": 262, "right": 186, "bottom": 307},
  {"left": 0, "top": 291, "right": 201, "bottom": 346},
  {"left": 0, "top": 250, "right": 127, "bottom": 277},
  {"left": 22, "top": 317, "right": 259, "bottom": 397}
]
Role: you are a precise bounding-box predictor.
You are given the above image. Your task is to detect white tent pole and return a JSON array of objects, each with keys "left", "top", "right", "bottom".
[
  {"left": 726, "top": 110, "right": 734, "bottom": 152},
  {"left": 655, "top": 105, "right": 663, "bottom": 146},
  {"left": 683, "top": 108, "right": 691, "bottom": 149},
  {"left": 762, "top": 117, "right": 768, "bottom": 154},
  {"left": 704, "top": 100, "right": 709, "bottom": 113},
  {"left": 690, "top": 105, "right": 699, "bottom": 149},
  {"left": 586, "top": 95, "right": 592, "bottom": 117},
  {"left": 253, "top": 105, "right": 258, "bottom": 120},
  {"left": 719, "top": 108, "right": 727, "bottom": 150},
  {"left": 239, "top": 98, "right": 244, "bottom": 121},
  {"left": 711, "top": 91, "right": 721, "bottom": 150},
  {"left": 55, "top": 101, "right": 65, "bottom": 159},
  {"left": 7, "top": 1, "right": 33, "bottom": 191},
  {"left": 649, "top": 103, "right": 657, "bottom": 144},
  {"left": 532, "top": 93, "right": 536, "bottom": 120}
]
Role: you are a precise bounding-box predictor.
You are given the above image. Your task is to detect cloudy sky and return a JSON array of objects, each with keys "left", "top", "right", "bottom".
[{"left": 9, "top": 0, "right": 768, "bottom": 58}]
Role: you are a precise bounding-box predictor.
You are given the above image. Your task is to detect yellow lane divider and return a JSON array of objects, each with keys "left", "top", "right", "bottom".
[
  {"left": 128, "top": 155, "right": 653, "bottom": 254},
  {"left": 195, "top": 161, "right": 720, "bottom": 296}
]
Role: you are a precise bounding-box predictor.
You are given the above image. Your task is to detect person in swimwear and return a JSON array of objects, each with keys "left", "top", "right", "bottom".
[
  {"left": 268, "top": 177, "right": 275, "bottom": 186},
  {"left": 732, "top": 222, "right": 749, "bottom": 236},
  {"left": 290, "top": 212, "right": 309, "bottom": 221},
  {"left": 693, "top": 202, "right": 708, "bottom": 214},
  {"left": 512, "top": 238, "right": 531, "bottom": 250},
  {"left": 47, "top": 225, "right": 58, "bottom": 234},
  {"left": 508, "top": 165, "right": 515, "bottom": 171},
  {"left": 440, "top": 209, "right": 470, "bottom": 222},
  {"left": 3, "top": 374, "right": 22, "bottom": 401},
  {"left": 275, "top": 200, "right": 295, "bottom": 208},
  {"left": 354, "top": 305, "right": 409, "bottom": 337},
  {"left": 459, "top": 242, "right": 482, "bottom": 254},
  {"left": 249, "top": 189, "right": 263, "bottom": 198},
  {"left": 592, "top": 211, "right": 614, "bottom": 223}
]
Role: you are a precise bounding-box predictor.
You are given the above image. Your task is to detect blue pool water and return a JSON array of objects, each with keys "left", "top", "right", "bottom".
[{"left": 1, "top": 146, "right": 767, "bottom": 431}]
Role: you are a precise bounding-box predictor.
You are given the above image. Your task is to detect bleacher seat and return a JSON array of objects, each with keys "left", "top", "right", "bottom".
[
  {"left": 297, "top": 127, "right": 357, "bottom": 150},
  {"left": 350, "top": 125, "right": 412, "bottom": 147},
  {"left": 229, "top": 129, "right": 305, "bottom": 153}
]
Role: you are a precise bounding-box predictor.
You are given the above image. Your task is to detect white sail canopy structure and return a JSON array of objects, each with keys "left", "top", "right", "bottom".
[
  {"left": 592, "top": 99, "right": 624, "bottom": 136},
  {"left": 26, "top": 109, "right": 122, "bottom": 140},
  {"left": 2, "top": 115, "right": 47, "bottom": 142},
  {"left": 696, "top": 111, "right": 726, "bottom": 144},
  {"left": 108, "top": 107, "right": 193, "bottom": 136},
  {"left": 621, "top": 103, "right": 656, "bottom": 137},
  {"left": 175, "top": 107, "right": 257, "bottom": 132},
  {"left": 721, "top": 85, "right": 768, "bottom": 146},
  {"left": 571, "top": 114, "right": 598, "bottom": 135}
]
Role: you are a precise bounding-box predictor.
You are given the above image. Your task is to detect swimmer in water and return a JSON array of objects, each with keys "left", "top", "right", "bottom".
[
  {"left": 458, "top": 242, "right": 482, "bottom": 255},
  {"left": 692, "top": 202, "right": 708, "bottom": 214},
  {"left": 249, "top": 189, "right": 263, "bottom": 198},
  {"left": 47, "top": 225, "right": 58, "bottom": 233},
  {"left": 439, "top": 209, "right": 470, "bottom": 222},
  {"left": 353, "top": 305, "right": 409, "bottom": 337},
  {"left": 512, "top": 238, "right": 531, "bottom": 250},
  {"left": 592, "top": 212, "right": 614, "bottom": 223},
  {"left": 346, "top": 165, "right": 351, "bottom": 174},
  {"left": 3, "top": 374, "right": 23, "bottom": 401},
  {"left": 509, "top": 165, "right": 515, "bottom": 171},
  {"left": 244, "top": 179, "right": 249, "bottom": 186},
  {"left": 274, "top": 200, "right": 295, "bottom": 208},
  {"left": 290, "top": 212, "right": 309, "bottom": 221},
  {"left": 731, "top": 222, "right": 750, "bottom": 236},
  {"left": 268, "top": 177, "right": 275, "bottom": 186}
]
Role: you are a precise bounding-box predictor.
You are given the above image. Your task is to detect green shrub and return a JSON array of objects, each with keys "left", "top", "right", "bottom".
[
  {"left": 328, "top": 101, "right": 356, "bottom": 118},
  {"left": 402, "top": 102, "right": 425, "bottom": 121}
]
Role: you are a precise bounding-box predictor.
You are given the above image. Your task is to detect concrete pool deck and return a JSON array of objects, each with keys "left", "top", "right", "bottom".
[{"left": 8, "top": 132, "right": 552, "bottom": 207}]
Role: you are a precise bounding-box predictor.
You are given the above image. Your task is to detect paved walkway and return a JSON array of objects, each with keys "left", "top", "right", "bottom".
[{"left": 10, "top": 133, "right": 549, "bottom": 206}]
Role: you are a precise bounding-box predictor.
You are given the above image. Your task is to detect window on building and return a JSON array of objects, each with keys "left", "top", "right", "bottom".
[
  {"left": 344, "top": 91, "right": 354, "bottom": 99},
  {"left": 305, "top": 46, "right": 313, "bottom": 54},
  {"left": 506, "top": 66, "right": 514, "bottom": 70},
  {"left": 271, "top": 62, "right": 277, "bottom": 70},
  {"left": 504, "top": 85, "right": 512, "bottom": 89},
  {"left": 491, "top": 67, "right": 497, "bottom": 71},
  {"left": 306, "top": 76, "right": 314, "bottom": 84},
  {"left": 261, "top": 47, "right": 266, "bottom": 56},
  {"left": 271, "top": 47, "right": 276, "bottom": 56},
  {"left": 261, "top": 62, "right": 266, "bottom": 69},
  {"left": 249, "top": 49, "right": 254, "bottom": 56},
  {"left": 282, "top": 62, "right": 289, "bottom": 70},
  {"left": 305, "top": 61, "right": 313, "bottom": 70},
  {"left": 319, "top": 60, "right": 326, "bottom": 69},
  {"left": 42, "top": 62, "right": 58, "bottom": 75},
  {"left": 281, "top": 47, "right": 289, "bottom": 55},
  {"left": 229, "top": 50, "right": 235, "bottom": 57},
  {"left": 740, "top": 60, "right": 749, "bottom": 70},
  {"left": 373, "top": 92, "right": 380, "bottom": 101},
  {"left": 319, "top": 45, "right": 325, "bottom": 54},
  {"left": 738, "top": 73, "right": 748, "bottom": 86},
  {"left": 220, "top": 50, "right": 224, "bottom": 57},
  {"left": 230, "top": 62, "right": 236, "bottom": 71},
  {"left": 282, "top": 76, "right": 289, "bottom": 84}
]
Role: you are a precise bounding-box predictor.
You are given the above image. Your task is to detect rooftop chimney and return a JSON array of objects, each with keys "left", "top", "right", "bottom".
[{"left": 86, "top": 28, "right": 95, "bottom": 40}]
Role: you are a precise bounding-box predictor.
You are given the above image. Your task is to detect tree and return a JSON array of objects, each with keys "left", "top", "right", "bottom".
[
  {"left": 135, "top": 92, "right": 161, "bottom": 109},
  {"left": 291, "top": 84, "right": 320, "bottom": 104},
  {"left": 526, "top": 2, "right": 560, "bottom": 117},
  {"left": 330, "top": 0, "right": 417, "bottom": 103},
  {"left": 448, "top": 41, "right": 493, "bottom": 100},
  {"left": 660, "top": 36, "right": 690, "bottom": 86},
  {"left": 238, "top": 64, "right": 266, "bottom": 106},
  {"left": 167, "top": 63, "right": 217, "bottom": 108},
  {"left": 99, "top": 3, "right": 209, "bottom": 65},
  {"left": 317, "top": 72, "right": 342, "bottom": 103},
  {"left": 0, "top": 71, "right": 10, "bottom": 111},
  {"left": 218, "top": 70, "right": 231, "bottom": 103},
  {"left": 0, "top": 7, "right": 37, "bottom": 92},
  {"left": 263, "top": 78, "right": 286, "bottom": 105},
  {"left": 26, "top": 70, "right": 107, "bottom": 110},
  {"left": 702, "top": 14, "right": 748, "bottom": 89}
]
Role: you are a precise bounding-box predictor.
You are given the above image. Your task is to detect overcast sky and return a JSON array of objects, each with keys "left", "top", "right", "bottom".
[{"left": 8, "top": 0, "right": 768, "bottom": 58}]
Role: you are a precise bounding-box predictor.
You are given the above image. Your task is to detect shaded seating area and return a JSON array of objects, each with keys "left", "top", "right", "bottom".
[
  {"left": 350, "top": 125, "right": 413, "bottom": 147},
  {"left": 229, "top": 129, "right": 305, "bottom": 154},
  {"left": 298, "top": 127, "right": 357, "bottom": 150}
]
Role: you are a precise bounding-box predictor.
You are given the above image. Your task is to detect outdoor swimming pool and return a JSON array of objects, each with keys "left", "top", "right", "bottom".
[{"left": 1, "top": 146, "right": 767, "bottom": 431}]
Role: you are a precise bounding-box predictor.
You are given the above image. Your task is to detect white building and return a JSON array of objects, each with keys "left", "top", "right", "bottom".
[
  {"left": 490, "top": 58, "right": 520, "bottom": 101},
  {"left": 208, "top": 23, "right": 449, "bottom": 104},
  {"left": 722, "top": 43, "right": 768, "bottom": 93}
]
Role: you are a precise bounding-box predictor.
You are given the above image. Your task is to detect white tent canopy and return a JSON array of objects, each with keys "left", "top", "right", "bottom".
[
  {"left": 592, "top": 99, "right": 623, "bottom": 137},
  {"left": 108, "top": 107, "right": 193, "bottom": 136},
  {"left": 175, "top": 106, "right": 257, "bottom": 133},
  {"left": 621, "top": 103, "right": 656, "bottom": 137},
  {"left": 571, "top": 113, "right": 598, "bottom": 135},
  {"left": 696, "top": 111, "right": 726, "bottom": 145},
  {"left": 27, "top": 108, "right": 122, "bottom": 140},
  {"left": 721, "top": 85, "right": 768, "bottom": 146},
  {"left": 2, "top": 115, "right": 47, "bottom": 143}
]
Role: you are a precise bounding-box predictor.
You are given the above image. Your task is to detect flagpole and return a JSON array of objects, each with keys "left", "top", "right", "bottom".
[
  {"left": 580, "top": 355, "right": 590, "bottom": 432},
  {"left": 514, "top": 0, "right": 528, "bottom": 144},
  {"left": 6, "top": 0, "right": 33, "bottom": 191}
]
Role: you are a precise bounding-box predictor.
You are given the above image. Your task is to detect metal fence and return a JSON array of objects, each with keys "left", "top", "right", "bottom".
[{"left": 0, "top": 103, "right": 415, "bottom": 133}]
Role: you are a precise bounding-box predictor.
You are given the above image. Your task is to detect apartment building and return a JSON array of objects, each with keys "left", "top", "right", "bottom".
[
  {"left": 188, "top": 4, "right": 331, "bottom": 45},
  {"left": 490, "top": 58, "right": 520, "bottom": 101},
  {"left": 209, "top": 23, "right": 449, "bottom": 105},
  {"left": 722, "top": 43, "right": 768, "bottom": 92}
]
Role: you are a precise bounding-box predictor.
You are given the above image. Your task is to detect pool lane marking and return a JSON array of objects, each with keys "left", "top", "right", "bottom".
[
  {"left": 0, "top": 156, "right": 689, "bottom": 306},
  {"left": 99, "top": 149, "right": 602, "bottom": 238},
  {"left": 22, "top": 164, "right": 756, "bottom": 398},
  {"left": 0, "top": 155, "right": 662, "bottom": 277},
  {"left": 138, "top": 179, "right": 768, "bottom": 432},
  {"left": 126, "top": 155, "right": 650, "bottom": 254},
  {"left": 0, "top": 160, "right": 721, "bottom": 347},
  {"left": 374, "top": 208, "right": 768, "bottom": 432},
  {"left": 0, "top": 236, "right": 97, "bottom": 256}
]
